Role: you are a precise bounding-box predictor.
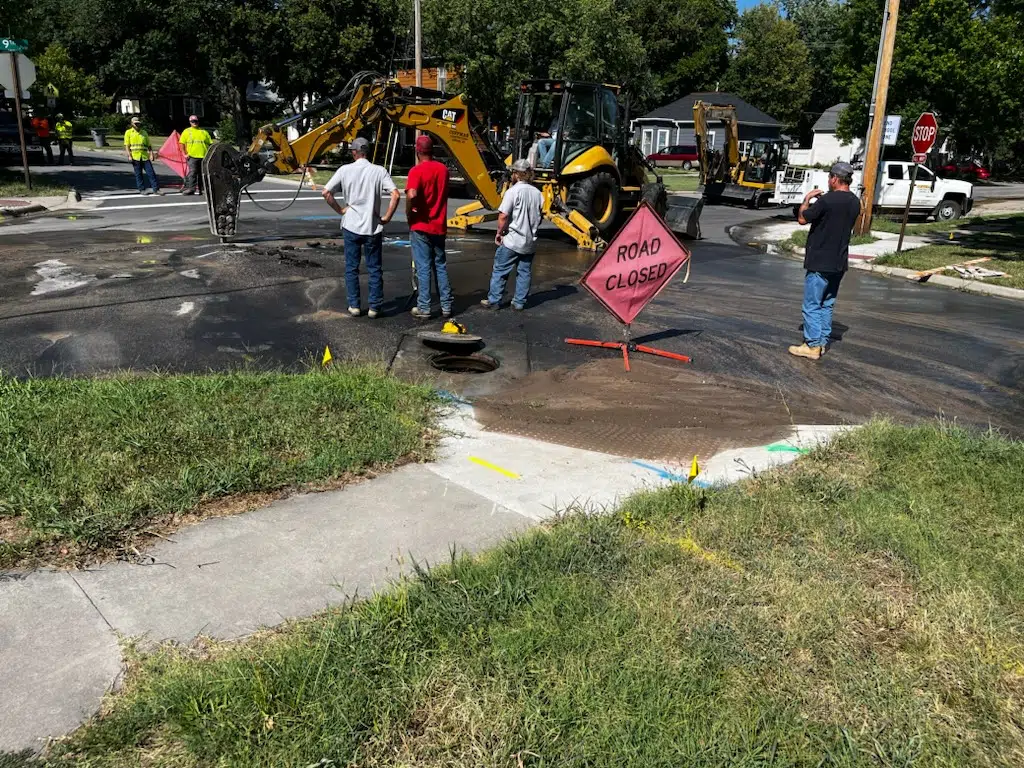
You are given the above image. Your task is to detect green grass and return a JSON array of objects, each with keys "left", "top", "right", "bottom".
[
  {"left": 874, "top": 214, "right": 1024, "bottom": 289},
  {"left": 659, "top": 170, "right": 700, "bottom": 193},
  {"left": 32, "top": 421, "right": 1024, "bottom": 767},
  {"left": 0, "top": 367, "right": 437, "bottom": 568},
  {"left": 0, "top": 168, "right": 70, "bottom": 198},
  {"left": 869, "top": 212, "right": 1018, "bottom": 236},
  {"left": 781, "top": 229, "right": 877, "bottom": 253}
]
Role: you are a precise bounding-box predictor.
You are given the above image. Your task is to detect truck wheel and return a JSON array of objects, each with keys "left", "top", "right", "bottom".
[
  {"left": 640, "top": 182, "right": 668, "bottom": 218},
  {"left": 568, "top": 172, "right": 620, "bottom": 238},
  {"left": 936, "top": 199, "right": 962, "bottom": 221},
  {"left": 682, "top": 160, "right": 693, "bottom": 171}
]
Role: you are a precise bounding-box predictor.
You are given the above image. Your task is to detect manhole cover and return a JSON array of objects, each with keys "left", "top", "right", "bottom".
[{"left": 430, "top": 352, "right": 499, "bottom": 374}]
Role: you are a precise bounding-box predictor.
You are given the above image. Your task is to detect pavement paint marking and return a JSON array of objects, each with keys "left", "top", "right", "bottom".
[
  {"left": 765, "top": 443, "right": 810, "bottom": 453},
  {"left": 632, "top": 460, "right": 688, "bottom": 484},
  {"left": 468, "top": 456, "right": 520, "bottom": 479},
  {"left": 175, "top": 301, "right": 195, "bottom": 316},
  {"left": 30, "top": 259, "right": 96, "bottom": 296},
  {"left": 179, "top": 269, "right": 201, "bottom": 279}
]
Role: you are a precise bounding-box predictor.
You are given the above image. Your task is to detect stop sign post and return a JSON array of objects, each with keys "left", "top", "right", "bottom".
[
  {"left": 898, "top": 112, "right": 940, "bottom": 253},
  {"left": 566, "top": 201, "right": 693, "bottom": 371}
]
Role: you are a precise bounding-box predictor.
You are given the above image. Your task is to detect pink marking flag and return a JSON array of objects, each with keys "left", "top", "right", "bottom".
[
  {"left": 158, "top": 131, "right": 187, "bottom": 179},
  {"left": 579, "top": 202, "right": 691, "bottom": 325}
]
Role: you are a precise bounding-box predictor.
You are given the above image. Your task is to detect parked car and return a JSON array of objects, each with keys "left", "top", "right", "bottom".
[
  {"left": 647, "top": 144, "right": 699, "bottom": 170},
  {"left": 939, "top": 159, "right": 991, "bottom": 181},
  {"left": 0, "top": 111, "right": 43, "bottom": 165}
]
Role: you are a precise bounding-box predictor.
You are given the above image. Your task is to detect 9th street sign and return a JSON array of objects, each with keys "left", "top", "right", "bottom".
[{"left": 1, "top": 39, "right": 28, "bottom": 53}]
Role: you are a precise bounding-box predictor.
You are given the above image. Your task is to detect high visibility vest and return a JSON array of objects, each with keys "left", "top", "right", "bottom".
[
  {"left": 124, "top": 128, "right": 151, "bottom": 160},
  {"left": 55, "top": 120, "right": 73, "bottom": 140},
  {"left": 179, "top": 126, "right": 212, "bottom": 158}
]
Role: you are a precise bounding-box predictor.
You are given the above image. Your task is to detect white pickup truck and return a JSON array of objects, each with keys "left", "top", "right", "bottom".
[{"left": 771, "top": 161, "right": 974, "bottom": 220}]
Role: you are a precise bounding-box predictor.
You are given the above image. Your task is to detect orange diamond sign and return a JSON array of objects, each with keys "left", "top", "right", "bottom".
[{"left": 579, "top": 201, "right": 691, "bottom": 325}]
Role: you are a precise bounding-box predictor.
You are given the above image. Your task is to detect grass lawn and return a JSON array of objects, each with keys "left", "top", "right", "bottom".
[
  {"left": 660, "top": 169, "right": 700, "bottom": 193},
  {"left": 32, "top": 421, "right": 1024, "bottom": 767},
  {"left": 869, "top": 211, "right": 1018, "bottom": 236},
  {"left": 0, "top": 367, "right": 437, "bottom": 569},
  {"left": 0, "top": 168, "right": 70, "bottom": 199},
  {"left": 874, "top": 214, "right": 1024, "bottom": 289}
]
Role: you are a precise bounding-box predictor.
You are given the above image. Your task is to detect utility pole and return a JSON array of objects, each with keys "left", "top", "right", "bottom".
[
  {"left": 413, "top": 0, "right": 422, "bottom": 88},
  {"left": 10, "top": 53, "right": 31, "bottom": 190},
  {"left": 855, "top": 0, "right": 899, "bottom": 235}
]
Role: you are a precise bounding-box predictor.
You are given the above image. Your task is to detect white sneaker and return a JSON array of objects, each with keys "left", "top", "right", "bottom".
[
  {"left": 367, "top": 308, "right": 380, "bottom": 319},
  {"left": 411, "top": 307, "right": 431, "bottom": 319},
  {"left": 347, "top": 307, "right": 361, "bottom": 317}
]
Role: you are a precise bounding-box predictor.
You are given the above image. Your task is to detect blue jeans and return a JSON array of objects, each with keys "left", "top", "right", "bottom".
[
  {"left": 343, "top": 229, "right": 384, "bottom": 311},
  {"left": 537, "top": 138, "right": 556, "bottom": 167},
  {"left": 487, "top": 244, "right": 534, "bottom": 308},
  {"left": 411, "top": 231, "right": 453, "bottom": 313},
  {"left": 802, "top": 270, "right": 843, "bottom": 348},
  {"left": 131, "top": 159, "right": 159, "bottom": 192}
]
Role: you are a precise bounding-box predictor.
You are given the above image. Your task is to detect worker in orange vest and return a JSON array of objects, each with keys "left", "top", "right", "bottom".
[{"left": 30, "top": 114, "right": 54, "bottom": 165}]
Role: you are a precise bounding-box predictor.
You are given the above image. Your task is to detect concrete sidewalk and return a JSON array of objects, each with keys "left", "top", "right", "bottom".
[{"left": 0, "top": 403, "right": 843, "bottom": 753}]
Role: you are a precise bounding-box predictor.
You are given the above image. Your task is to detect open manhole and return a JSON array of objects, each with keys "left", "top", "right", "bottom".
[{"left": 430, "top": 352, "right": 499, "bottom": 374}]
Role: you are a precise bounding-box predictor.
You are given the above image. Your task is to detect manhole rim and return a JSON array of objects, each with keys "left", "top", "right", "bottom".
[{"left": 429, "top": 352, "right": 500, "bottom": 374}]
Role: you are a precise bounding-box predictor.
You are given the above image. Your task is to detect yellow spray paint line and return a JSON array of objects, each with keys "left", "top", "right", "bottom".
[{"left": 468, "top": 456, "right": 520, "bottom": 479}]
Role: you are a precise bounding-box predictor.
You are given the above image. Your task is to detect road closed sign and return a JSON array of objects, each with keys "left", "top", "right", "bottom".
[{"left": 580, "top": 201, "right": 690, "bottom": 325}]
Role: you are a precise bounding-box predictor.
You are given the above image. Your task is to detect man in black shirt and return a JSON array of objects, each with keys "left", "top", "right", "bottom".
[{"left": 789, "top": 161, "right": 862, "bottom": 360}]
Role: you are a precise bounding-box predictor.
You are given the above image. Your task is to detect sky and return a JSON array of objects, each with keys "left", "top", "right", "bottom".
[{"left": 737, "top": 0, "right": 772, "bottom": 10}]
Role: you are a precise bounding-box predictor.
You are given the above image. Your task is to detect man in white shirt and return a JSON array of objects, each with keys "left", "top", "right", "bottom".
[
  {"left": 322, "top": 137, "right": 401, "bottom": 317},
  {"left": 482, "top": 159, "right": 544, "bottom": 310}
]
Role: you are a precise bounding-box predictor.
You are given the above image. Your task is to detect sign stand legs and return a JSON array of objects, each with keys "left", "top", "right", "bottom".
[{"left": 565, "top": 323, "right": 691, "bottom": 372}]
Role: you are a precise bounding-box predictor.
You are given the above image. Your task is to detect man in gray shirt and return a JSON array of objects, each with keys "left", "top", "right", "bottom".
[
  {"left": 482, "top": 159, "right": 544, "bottom": 310},
  {"left": 322, "top": 137, "right": 401, "bottom": 317}
]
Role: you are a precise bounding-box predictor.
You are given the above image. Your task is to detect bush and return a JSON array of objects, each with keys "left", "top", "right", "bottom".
[{"left": 216, "top": 116, "right": 237, "bottom": 144}]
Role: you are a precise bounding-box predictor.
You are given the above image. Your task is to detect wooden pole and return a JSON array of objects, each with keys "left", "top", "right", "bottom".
[
  {"left": 413, "top": 0, "right": 423, "bottom": 88},
  {"left": 855, "top": 0, "right": 900, "bottom": 235},
  {"left": 10, "top": 53, "right": 32, "bottom": 191}
]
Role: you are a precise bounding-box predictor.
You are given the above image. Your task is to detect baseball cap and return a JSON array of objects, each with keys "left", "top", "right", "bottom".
[
  {"left": 189, "top": 114, "right": 199, "bottom": 122},
  {"left": 414, "top": 135, "right": 434, "bottom": 154},
  {"left": 350, "top": 137, "right": 370, "bottom": 153},
  {"left": 511, "top": 158, "right": 532, "bottom": 172},
  {"left": 130, "top": 116, "right": 141, "bottom": 125},
  {"left": 830, "top": 161, "right": 854, "bottom": 178}
]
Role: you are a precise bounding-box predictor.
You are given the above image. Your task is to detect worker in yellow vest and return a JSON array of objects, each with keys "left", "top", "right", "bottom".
[
  {"left": 178, "top": 114, "right": 212, "bottom": 195},
  {"left": 55, "top": 114, "right": 74, "bottom": 166},
  {"left": 124, "top": 116, "right": 163, "bottom": 195}
]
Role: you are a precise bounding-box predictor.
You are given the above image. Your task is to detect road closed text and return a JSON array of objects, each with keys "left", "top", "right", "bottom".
[{"left": 607, "top": 238, "right": 667, "bottom": 291}]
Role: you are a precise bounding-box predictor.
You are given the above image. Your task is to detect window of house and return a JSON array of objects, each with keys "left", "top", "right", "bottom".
[{"left": 183, "top": 98, "right": 205, "bottom": 118}]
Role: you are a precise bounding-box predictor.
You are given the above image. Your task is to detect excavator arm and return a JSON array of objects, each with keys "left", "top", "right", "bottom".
[
  {"left": 692, "top": 101, "right": 740, "bottom": 187},
  {"left": 203, "top": 73, "right": 508, "bottom": 238}
]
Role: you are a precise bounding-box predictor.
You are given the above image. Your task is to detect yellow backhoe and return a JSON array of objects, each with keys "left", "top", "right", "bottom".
[
  {"left": 204, "top": 72, "right": 701, "bottom": 249},
  {"left": 693, "top": 100, "right": 788, "bottom": 209}
]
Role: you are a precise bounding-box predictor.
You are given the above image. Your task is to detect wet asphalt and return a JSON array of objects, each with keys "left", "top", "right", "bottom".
[{"left": 1, "top": 187, "right": 1022, "bottom": 435}]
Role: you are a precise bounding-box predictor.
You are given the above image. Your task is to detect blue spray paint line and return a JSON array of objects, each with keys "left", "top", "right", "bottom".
[
  {"left": 297, "top": 215, "right": 340, "bottom": 221},
  {"left": 632, "top": 460, "right": 688, "bottom": 484},
  {"left": 436, "top": 389, "right": 472, "bottom": 405},
  {"left": 765, "top": 443, "right": 810, "bottom": 453}
]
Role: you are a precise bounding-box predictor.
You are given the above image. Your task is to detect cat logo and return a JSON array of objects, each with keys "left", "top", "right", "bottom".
[{"left": 435, "top": 107, "right": 463, "bottom": 124}]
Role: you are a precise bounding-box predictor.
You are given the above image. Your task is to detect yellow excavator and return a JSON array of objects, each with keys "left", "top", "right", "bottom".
[
  {"left": 204, "top": 72, "right": 702, "bottom": 249},
  {"left": 693, "top": 100, "right": 788, "bottom": 209}
]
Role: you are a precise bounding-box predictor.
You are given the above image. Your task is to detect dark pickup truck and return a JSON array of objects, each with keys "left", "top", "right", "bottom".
[{"left": 0, "top": 111, "right": 43, "bottom": 164}]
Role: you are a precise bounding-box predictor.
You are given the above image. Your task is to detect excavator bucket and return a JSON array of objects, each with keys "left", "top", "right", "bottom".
[
  {"left": 202, "top": 142, "right": 264, "bottom": 239},
  {"left": 664, "top": 194, "right": 704, "bottom": 239}
]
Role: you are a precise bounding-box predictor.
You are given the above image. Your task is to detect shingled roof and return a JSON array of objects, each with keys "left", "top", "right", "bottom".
[
  {"left": 813, "top": 103, "right": 848, "bottom": 132},
  {"left": 637, "top": 92, "right": 781, "bottom": 127}
]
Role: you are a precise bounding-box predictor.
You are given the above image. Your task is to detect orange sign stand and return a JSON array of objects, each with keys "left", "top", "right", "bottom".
[{"left": 566, "top": 201, "right": 692, "bottom": 371}]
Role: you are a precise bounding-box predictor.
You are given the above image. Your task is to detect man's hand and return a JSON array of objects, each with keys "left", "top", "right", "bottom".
[
  {"left": 495, "top": 232, "right": 504, "bottom": 246},
  {"left": 804, "top": 188, "right": 824, "bottom": 203},
  {"left": 797, "top": 188, "right": 823, "bottom": 226},
  {"left": 322, "top": 188, "right": 346, "bottom": 216},
  {"left": 380, "top": 188, "right": 401, "bottom": 225}
]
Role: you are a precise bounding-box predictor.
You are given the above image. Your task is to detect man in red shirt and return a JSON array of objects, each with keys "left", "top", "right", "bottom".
[{"left": 406, "top": 135, "right": 453, "bottom": 318}]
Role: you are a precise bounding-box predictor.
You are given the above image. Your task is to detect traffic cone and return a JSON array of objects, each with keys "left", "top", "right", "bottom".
[
  {"left": 304, "top": 166, "right": 318, "bottom": 190},
  {"left": 321, "top": 345, "right": 333, "bottom": 366},
  {"left": 688, "top": 455, "right": 700, "bottom": 484}
]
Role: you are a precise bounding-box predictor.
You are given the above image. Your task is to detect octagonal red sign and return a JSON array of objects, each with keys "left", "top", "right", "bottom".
[{"left": 580, "top": 201, "right": 691, "bottom": 325}]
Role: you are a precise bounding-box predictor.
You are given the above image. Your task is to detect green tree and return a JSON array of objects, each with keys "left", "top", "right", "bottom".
[
  {"left": 721, "top": 4, "right": 812, "bottom": 130},
  {"left": 30, "top": 43, "right": 109, "bottom": 117}
]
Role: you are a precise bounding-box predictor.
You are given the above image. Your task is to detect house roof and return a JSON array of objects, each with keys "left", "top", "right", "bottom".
[
  {"left": 813, "top": 103, "right": 848, "bottom": 133},
  {"left": 636, "top": 92, "right": 781, "bottom": 127}
]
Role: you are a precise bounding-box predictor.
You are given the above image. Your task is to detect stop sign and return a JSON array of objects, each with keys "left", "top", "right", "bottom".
[{"left": 912, "top": 112, "right": 938, "bottom": 156}]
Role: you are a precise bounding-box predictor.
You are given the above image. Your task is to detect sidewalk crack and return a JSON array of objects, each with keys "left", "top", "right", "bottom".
[{"left": 69, "top": 574, "right": 115, "bottom": 633}]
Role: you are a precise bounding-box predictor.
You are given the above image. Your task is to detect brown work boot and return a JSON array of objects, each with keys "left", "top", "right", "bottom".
[{"left": 788, "top": 343, "right": 822, "bottom": 360}]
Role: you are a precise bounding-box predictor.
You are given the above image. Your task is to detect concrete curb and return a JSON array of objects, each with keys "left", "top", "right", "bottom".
[
  {"left": 0, "top": 203, "right": 45, "bottom": 217},
  {"left": 850, "top": 261, "right": 1024, "bottom": 300}
]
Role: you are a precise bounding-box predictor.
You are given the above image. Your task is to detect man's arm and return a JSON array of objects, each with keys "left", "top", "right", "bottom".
[
  {"left": 321, "top": 167, "right": 348, "bottom": 216},
  {"left": 496, "top": 211, "right": 510, "bottom": 246},
  {"left": 381, "top": 188, "right": 401, "bottom": 224},
  {"left": 797, "top": 188, "right": 824, "bottom": 225},
  {"left": 405, "top": 168, "right": 419, "bottom": 219}
]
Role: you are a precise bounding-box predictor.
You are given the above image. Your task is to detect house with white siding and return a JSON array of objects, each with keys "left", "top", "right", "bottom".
[{"left": 806, "top": 103, "right": 863, "bottom": 166}]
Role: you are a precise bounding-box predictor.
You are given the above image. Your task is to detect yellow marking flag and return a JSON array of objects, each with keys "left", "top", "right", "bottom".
[
  {"left": 688, "top": 454, "right": 700, "bottom": 483},
  {"left": 321, "top": 346, "right": 333, "bottom": 366}
]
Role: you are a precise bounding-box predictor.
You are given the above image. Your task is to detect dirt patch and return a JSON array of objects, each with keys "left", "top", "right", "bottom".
[{"left": 474, "top": 358, "right": 834, "bottom": 462}]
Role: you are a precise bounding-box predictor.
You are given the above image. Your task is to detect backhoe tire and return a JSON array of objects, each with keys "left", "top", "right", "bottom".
[
  {"left": 640, "top": 182, "right": 668, "bottom": 218},
  {"left": 567, "top": 172, "right": 620, "bottom": 238}
]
